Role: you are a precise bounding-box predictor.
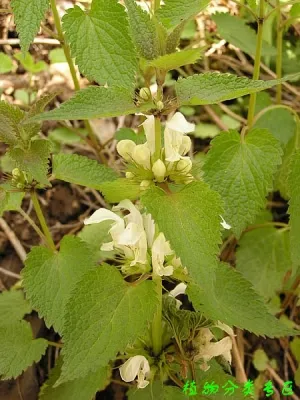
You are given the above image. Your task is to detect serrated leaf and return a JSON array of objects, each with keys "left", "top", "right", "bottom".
[
  {"left": 141, "top": 182, "right": 223, "bottom": 290},
  {"left": 275, "top": 135, "right": 297, "bottom": 199},
  {"left": 124, "top": 0, "right": 159, "bottom": 60},
  {"left": 175, "top": 72, "right": 300, "bottom": 106},
  {"left": 0, "top": 52, "right": 14, "bottom": 74},
  {"left": 62, "top": 2, "right": 137, "bottom": 88},
  {"left": 99, "top": 179, "right": 141, "bottom": 203},
  {"left": 22, "top": 236, "right": 96, "bottom": 333},
  {"left": 288, "top": 149, "right": 300, "bottom": 265},
  {"left": 57, "top": 265, "right": 158, "bottom": 384},
  {"left": 8, "top": 139, "right": 51, "bottom": 185},
  {"left": 39, "top": 358, "right": 111, "bottom": 400},
  {"left": 0, "top": 320, "right": 48, "bottom": 379},
  {"left": 52, "top": 153, "right": 118, "bottom": 189},
  {"left": 156, "top": 0, "right": 209, "bottom": 30},
  {"left": 0, "top": 183, "right": 25, "bottom": 217},
  {"left": 30, "top": 86, "right": 144, "bottom": 121},
  {"left": 0, "top": 101, "right": 24, "bottom": 145},
  {"left": 165, "top": 20, "right": 186, "bottom": 53},
  {"left": 236, "top": 228, "right": 291, "bottom": 298},
  {"left": 212, "top": 13, "right": 276, "bottom": 57},
  {"left": 253, "top": 108, "right": 296, "bottom": 145},
  {"left": 11, "top": 0, "right": 49, "bottom": 53},
  {"left": 202, "top": 129, "right": 282, "bottom": 237},
  {"left": 187, "top": 262, "right": 297, "bottom": 337},
  {"left": 0, "top": 290, "right": 31, "bottom": 326},
  {"left": 146, "top": 49, "right": 202, "bottom": 71}
]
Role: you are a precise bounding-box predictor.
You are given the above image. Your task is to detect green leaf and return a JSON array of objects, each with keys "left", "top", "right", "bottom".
[
  {"left": 31, "top": 86, "right": 143, "bottom": 121},
  {"left": 0, "top": 101, "right": 24, "bottom": 145},
  {"left": 0, "top": 290, "right": 31, "bottom": 326},
  {"left": 99, "top": 179, "right": 141, "bottom": 203},
  {"left": 52, "top": 153, "right": 118, "bottom": 189},
  {"left": 253, "top": 349, "right": 269, "bottom": 372},
  {"left": 275, "top": 135, "right": 297, "bottom": 199},
  {"left": 236, "top": 228, "right": 291, "bottom": 299},
  {"left": 8, "top": 139, "right": 51, "bottom": 185},
  {"left": 253, "top": 108, "right": 296, "bottom": 145},
  {"left": 288, "top": 150, "right": 300, "bottom": 266},
  {"left": 49, "top": 48, "right": 67, "bottom": 64},
  {"left": 15, "top": 52, "right": 47, "bottom": 73},
  {"left": 0, "top": 183, "right": 25, "bottom": 217},
  {"left": 165, "top": 20, "right": 186, "bottom": 53},
  {"left": 141, "top": 182, "right": 223, "bottom": 290},
  {"left": 124, "top": 0, "right": 159, "bottom": 60},
  {"left": 202, "top": 129, "right": 282, "bottom": 237},
  {"left": 77, "top": 220, "right": 116, "bottom": 262},
  {"left": 194, "top": 123, "right": 220, "bottom": 138},
  {"left": 146, "top": 49, "right": 202, "bottom": 71},
  {"left": 62, "top": 2, "right": 137, "bottom": 88},
  {"left": 0, "top": 52, "right": 14, "bottom": 73},
  {"left": 39, "top": 358, "right": 111, "bottom": 400},
  {"left": 176, "top": 72, "right": 300, "bottom": 106},
  {"left": 11, "top": 0, "right": 49, "bottom": 52},
  {"left": 22, "top": 236, "right": 96, "bottom": 333},
  {"left": 156, "top": 0, "right": 209, "bottom": 30},
  {"left": 212, "top": 13, "right": 276, "bottom": 57},
  {"left": 188, "top": 262, "right": 297, "bottom": 337},
  {"left": 49, "top": 127, "right": 85, "bottom": 144},
  {"left": 57, "top": 265, "right": 158, "bottom": 384},
  {"left": 0, "top": 320, "right": 48, "bottom": 379},
  {"left": 115, "top": 127, "right": 145, "bottom": 144},
  {"left": 128, "top": 381, "right": 187, "bottom": 400}
]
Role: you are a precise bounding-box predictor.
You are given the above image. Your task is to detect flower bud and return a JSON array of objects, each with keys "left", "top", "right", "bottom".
[
  {"left": 140, "top": 180, "right": 151, "bottom": 190},
  {"left": 152, "top": 159, "right": 166, "bottom": 183},
  {"left": 12, "top": 168, "right": 21, "bottom": 179},
  {"left": 125, "top": 171, "right": 134, "bottom": 179},
  {"left": 16, "top": 183, "right": 24, "bottom": 189},
  {"left": 176, "top": 158, "right": 192, "bottom": 173},
  {"left": 156, "top": 100, "right": 164, "bottom": 111},
  {"left": 179, "top": 136, "right": 192, "bottom": 155},
  {"left": 183, "top": 174, "right": 194, "bottom": 184},
  {"left": 117, "top": 140, "right": 136, "bottom": 161},
  {"left": 132, "top": 144, "right": 151, "bottom": 169},
  {"left": 139, "top": 87, "right": 151, "bottom": 101}
]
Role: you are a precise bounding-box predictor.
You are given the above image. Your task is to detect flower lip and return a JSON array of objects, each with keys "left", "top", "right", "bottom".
[{"left": 119, "top": 355, "right": 150, "bottom": 389}]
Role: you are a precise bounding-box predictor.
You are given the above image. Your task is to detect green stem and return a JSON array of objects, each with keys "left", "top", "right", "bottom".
[
  {"left": 276, "top": 0, "right": 283, "bottom": 104},
  {"left": 153, "top": 0, "right": 160, "bottom": 12},
  {"left": 18, "top": 207, "right": 47, "bottom": 244},
  {"left": 154, "top": 117, "right": 162, "bottom": 162},
  {"left": 247, "top": 0, "right": 265, "bottom": 128},
  {"left": 31, "top": 191, "right": 56, "bottom": 252},
  {"left": 49, "top": 0, "right": 104, "bottom": 162},
  {"left": 152, "top": 275, "right": 163, "bottom": 356},
  {"left": 47, "top": 340, "right": 63, "bottom": 348}
]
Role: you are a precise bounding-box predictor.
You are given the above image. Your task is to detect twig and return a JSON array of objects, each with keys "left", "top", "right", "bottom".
[
  {"left": 0, "top": 38, "right": 60, "bottom": 46},
  {"left": 203, "top": 105, "right": 228, "bottom": 130},
  {"left": 266, "top": 366, "right": 300, "bottom": 400},
  {"left": 0, "top": 267, "right": 21, "bottom": 280},
  {"left": 0, "top": 218, "right": 26, "bottom": 262},
  {"left": 218, "top": 103, "right": 247, "bottom": 124},
  {"left": 232, "top": 335, "right": 247, "bottom": 383}
]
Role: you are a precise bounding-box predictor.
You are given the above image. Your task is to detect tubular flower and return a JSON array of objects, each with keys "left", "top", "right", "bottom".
[
  {"left": 151, "top": 232, "right": 174, "bottom": 276},
  {"left": 119, "top": 355, "right": 150, "bottom": 389},
  {"left": 220, "top": 215, "right": 231, "bottom": 230},
  {"left": 164, "top": 112, "right": 195, "bottom": 162}
]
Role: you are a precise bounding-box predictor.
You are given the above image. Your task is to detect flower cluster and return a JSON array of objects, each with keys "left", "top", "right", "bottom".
[
  {"left": 116, "top": 112, "right": 196, "bottom": 187},
  {"left": 84, "top": 199, "right": 184, "bottom": 277},
  {"left": 118, "top": 283, "right": 233, "bottom": 389}
]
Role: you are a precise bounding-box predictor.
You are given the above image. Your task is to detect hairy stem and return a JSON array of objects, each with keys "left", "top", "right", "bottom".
[
  {"left": 247, "top": 0, "right": 265, "bottom": 127},
  {"left": 49, "top": 0, "right": 105, "bottom": 162},
  {"left": 152, "top": 275, "right": 163, "bottom": 356},
  {"left": 18, "top": 207, "right": 47, "bottom": 244},
  {"left": 153, "top": 0, "right": 160, "bottom": 12},
  {"left": 276, "top": 0, "right": 283, "bottom": 104},
  {"left": 31, "top": 191, "right": 56, "bottom": 252}
]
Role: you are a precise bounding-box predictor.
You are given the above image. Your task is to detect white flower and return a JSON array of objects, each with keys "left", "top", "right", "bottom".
[
  {"left": 164, "top": 112, "right": 195, "bottom": 162},
  {"left": 169, "top": 282, "right": 187, "bottom": 298},
  {"left": 151, "top": 232, "right": 174, "bottom": 276},
  {"left": 143, "top": 214, "right": 155, "bottom": 248},
  {"left": 132, "top": 144, "right": 151, "bottom": 169},
  {"left": 140, "top": 115, "right": 156, "bottom": 155},
  {"left": 220, "top": 215, "right": 231, "bottom": 230},
  {"left": 117, "top": 140, "right": 136, "bottom": 161},
  {"left": 119, "top": 355, "right": 150, "bottom": 389},
  {"left": 194, "top": 327, "right": 233, "bottom": 367}
]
